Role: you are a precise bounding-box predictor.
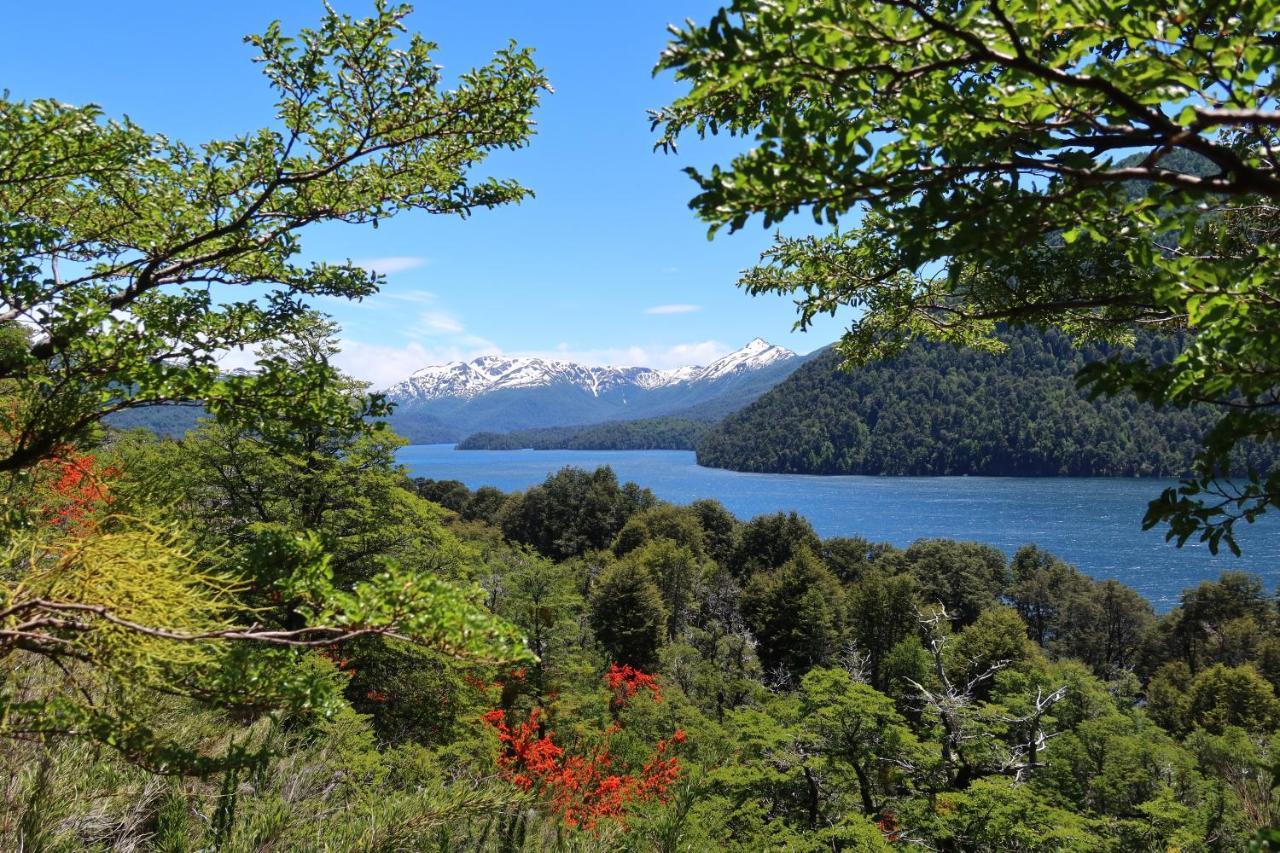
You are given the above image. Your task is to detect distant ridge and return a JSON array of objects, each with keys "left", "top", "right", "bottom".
[
  {"left": 384, "top": 338, "right": 795, "bottom": 402},
  {"left": 383, "top": 339, "right": 805, "bottom": 443}
]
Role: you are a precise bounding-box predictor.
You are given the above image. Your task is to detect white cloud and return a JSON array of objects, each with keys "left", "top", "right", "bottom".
[
  {"left": 352, "top": 256, "right": 429, "bottom": 276},
  {"left": 335, "top": 338, "right": 500, "bottom": 388},
  {"left": 215, "top": 345, "right": 263, "bottom": 373},
  {"left": 382, "top": 289, "right": 438, "bottom": 304},
  {"left": 644, "top": 303, "right": 701, "bottom": 315},
  {"left": 413, "top": 310, "right": 465, "bottom": 336},
  {"left": 515, "top": 340, "right": 731, "bottom": 370}
]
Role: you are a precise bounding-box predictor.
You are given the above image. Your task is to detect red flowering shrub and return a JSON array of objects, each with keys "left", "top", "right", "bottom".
[
  {"left": 877, "top": 811, "right": 902, "bottom": 842},
  {"left": 605, "top": 662, "right": 662, "bottom": 712},
  {"left": 482, "top": 704, "right": 686, "bottom": 831},
  {"left": 35, "top": 450, "right": 119, "bottom": 534}
]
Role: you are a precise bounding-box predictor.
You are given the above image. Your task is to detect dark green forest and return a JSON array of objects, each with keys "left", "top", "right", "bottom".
[
  {"left": 402, "top": 465, "right": 1280, "bottom": 849},
  {"left": 698, "top": 328, "right": 1279, "bottom": 477},
  {"left": 459, "top": 417, "right": 711, "bottom": 451}
]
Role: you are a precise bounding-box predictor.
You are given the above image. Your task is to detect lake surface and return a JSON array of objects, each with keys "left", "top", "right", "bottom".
[{"left": 397, "top": 444, "right": 1280, "bottom": 610}]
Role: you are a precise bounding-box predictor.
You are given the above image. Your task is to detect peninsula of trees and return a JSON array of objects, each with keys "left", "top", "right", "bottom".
[{"left": 698, "top": 328, "right": 1280, "bottom": 477}]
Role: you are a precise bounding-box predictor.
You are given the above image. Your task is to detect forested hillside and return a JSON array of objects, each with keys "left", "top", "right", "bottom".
[
  {"left": 18, "top": 443, "right": 1280, "bottom": 848},
  {"left": 699, "top": 328, "right": 1278, "bottom": 477},
  {"left": 459, "top": 415, "right": 711, "bottom": 450}
]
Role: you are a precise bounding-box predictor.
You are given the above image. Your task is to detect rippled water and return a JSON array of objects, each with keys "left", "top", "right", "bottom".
[{"left": 397, "top": 445, "right": 1280, "bottom": 610}]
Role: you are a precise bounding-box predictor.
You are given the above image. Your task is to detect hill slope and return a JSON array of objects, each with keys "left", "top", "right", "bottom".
[
  {"left": 697, "top": 328, "right": 1277, "bottom": 477},
  {"left": 386, "top": 339, "right": 804, "bottom": 441}
]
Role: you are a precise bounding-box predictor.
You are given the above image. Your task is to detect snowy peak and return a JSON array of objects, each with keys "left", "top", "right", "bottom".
[
  {"left": 384, "top": 339, "right": 798, "bottom": 403},
  {"left": 695, "top": 338, "right": 796, "bottom": 382}
]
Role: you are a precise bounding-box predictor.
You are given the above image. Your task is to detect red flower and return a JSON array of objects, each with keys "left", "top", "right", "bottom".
[
  {"left": 481, "top": 706, "right": 684, "bottom": 832},
  {"left": 604, "top": 663, "right": 662, "bottom": 712},
  {"left": 36, "top": 450, "right": 120, "bottom": 534}
]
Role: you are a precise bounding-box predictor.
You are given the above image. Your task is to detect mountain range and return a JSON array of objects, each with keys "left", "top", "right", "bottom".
[{"left": 383, "top": 338, "right": 805, "bottom": 443}]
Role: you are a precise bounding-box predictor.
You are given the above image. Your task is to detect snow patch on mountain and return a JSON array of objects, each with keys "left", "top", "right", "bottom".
[{"left": 384, "top": 339, "right": 797, "bottom": 403}]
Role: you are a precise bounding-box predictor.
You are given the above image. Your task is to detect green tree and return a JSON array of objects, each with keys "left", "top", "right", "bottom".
[
  {"left": 122, "top": 317, "right": 450, "bottom": 586},
  {"left": 688, "top": 498, "right": 740, "bottom": 568},
  {"left": 729, "top": 511, "right": 821, "bottom": 578},
  {"left": 588, "top": 558, "right": 667, "bottom": 669},
  {"left": 622, "top": 540, "right": 707, "bottom": 641},
  {"left": 799, "top": 668, "right": 917, "bottom": 816},
  {"left": 656, "top": 0, "right": 1280, "bottom": 553},
  {"left": 612, "top": 504, "right": 706, "bottom": 559},
  {"left": 1185, "top": 664, "right": 1280, "bottom": 736},
  {"left": 846, "top": 568, "right": 919, "bottom": 690},
  {"left": 0, "top": 2, "right": 543, "bottom": 771},
  {"left": 0, "top": 1, "right": 547, "bottom": 475},
  {"left": 488, "top": 546, "right": 582, "bottom": 700},
  {"left": 946, "top": 605, "right": 1039, "bottom": 699},
  {"left": 1009, "top": 546, "right": 1094, "bottom": 649},
  {"left": 740, "top": 546, "right": 845, "bottom": 679},
  {"left": 499, "top": 466, "right": 655, "bottom": 560},
  {"left": 1007, "top": 546, "right": 1155, "bottom": 677},
  {"left": 896, "top": 539, "right": 1009, "bottom": 626},
  {"left": 414, "top": 479, "right": 473, "bottom": 514}
]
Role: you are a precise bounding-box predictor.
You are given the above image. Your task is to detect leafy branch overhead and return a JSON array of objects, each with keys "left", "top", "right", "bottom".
[
  {"left": 0, "top": 3, "right": 547, "bottom": 773},
  {"left": 655, "top": 0, "right": 1280, "bottom": 553},
  {"left": 0, "top": 0, "right": 549, "bottom": 472}
]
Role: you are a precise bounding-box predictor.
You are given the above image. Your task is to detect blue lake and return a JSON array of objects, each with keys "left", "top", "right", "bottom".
[{"left": 397, "top": 444, "right": 1280, "bottom": 610}]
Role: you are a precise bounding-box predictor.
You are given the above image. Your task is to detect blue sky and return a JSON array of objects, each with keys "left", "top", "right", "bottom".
[{"left": 1, "top": 1, "right": 844, "bottom": 385}]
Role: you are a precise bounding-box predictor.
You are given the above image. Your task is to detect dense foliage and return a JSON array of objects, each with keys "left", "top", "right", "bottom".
[
  {"left": 655, "top": 0, "right": 1280, "bottom": 554},
  {"left": 170, "top": 464, "right": 1280, "bottom": 851},
  {"left": 699, "top": 327, "right": 1279, "bottom": 476},
  {"left": 9, "top": 418, "right": 1280, "bottom": 848},
  {"left": 1, "top": 2, "right": 544, "bottom": 778}
]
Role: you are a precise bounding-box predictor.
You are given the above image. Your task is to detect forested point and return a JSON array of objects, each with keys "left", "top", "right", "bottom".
[
  {"left": 458, "top": 416, "right": 712, "bottom": 451},
  {"left": 699, "top": 328, "right": 1280, "bottom": 478}
]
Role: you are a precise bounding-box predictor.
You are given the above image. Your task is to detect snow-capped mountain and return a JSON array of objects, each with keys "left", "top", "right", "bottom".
[
  {"left": 382, "top": 338, "right": 804, "bottom": 443},
  {"left": 695, "top": 338, "right": 795, "bottom": 382},
  {"left": 385, "top": 338, "right": 796, "bottom": 403}
]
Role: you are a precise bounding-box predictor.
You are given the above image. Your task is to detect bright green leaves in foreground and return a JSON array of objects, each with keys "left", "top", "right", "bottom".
[
  {"left": 655, "top": 0, "right": 1280, "bottom": 553},
  {"left": 254, "top": 528, "right": 532, "bottom": 664},
  {"left": 0, "top": 3, "right": 545, "bottom": 773},
  {"left": 0, "top": 0, "right": 548, "bottom": 473},
  {"left": 1, "top": 516, "right": 531, "bottom": 773}
]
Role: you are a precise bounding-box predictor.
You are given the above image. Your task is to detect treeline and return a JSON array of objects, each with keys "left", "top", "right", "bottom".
[
  {"left": 699, "top": 327, "right": 1279, "bottom": 476},
  {"left": 14, "top": 418, "right": 1280, "bottom": 848},
  {"left": 458, "top": 416, "right": 711, "bottom": 451},
  {"left": 413, "top": 467, "right": 1280, "bottom": 849}
]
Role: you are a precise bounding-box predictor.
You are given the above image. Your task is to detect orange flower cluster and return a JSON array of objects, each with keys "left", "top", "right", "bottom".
[
  {"left": 605, "top": 662, "right": 662, "bottom": 712},
  {"left": 481, "top": 665, "right": 685, "bottom": 831},
  {"left": 39, "top": 451, "right": 119, "bottom": 534}
]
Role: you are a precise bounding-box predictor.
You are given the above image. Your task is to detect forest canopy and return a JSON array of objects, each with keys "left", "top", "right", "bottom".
[
  {"left": 698, "top": 327, "right": 1280, "bottom": 478},
  {"left": 0, "top": 2, "right": 547, "bottom": 775}
]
